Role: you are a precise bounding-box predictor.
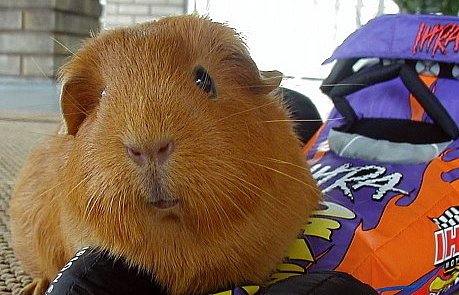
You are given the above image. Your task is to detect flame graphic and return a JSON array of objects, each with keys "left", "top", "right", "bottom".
[{"left": 336, "top": 149, "right": 459, "bottom": 294}]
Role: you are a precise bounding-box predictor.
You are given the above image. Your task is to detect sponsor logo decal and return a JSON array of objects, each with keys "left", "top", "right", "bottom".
[
  {"left": 412, "top": 22, "right": 459, "bottom": 56},
  {"left": 311, "top": 163, "right": 408, "bottom": 201}
]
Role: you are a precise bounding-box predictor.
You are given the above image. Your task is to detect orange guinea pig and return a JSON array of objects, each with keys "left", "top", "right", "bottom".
[{"left": 10, "top": 15, "right": 320, "bottom": 295}]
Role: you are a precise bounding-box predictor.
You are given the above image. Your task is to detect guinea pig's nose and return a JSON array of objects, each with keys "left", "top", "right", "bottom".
[
  {"left": 126, "top": 145, "right": 148, "bottom": 166},
  {"left": 126, "top": 140, "right": 175, "bottom": 166},
  {"left": 154, "top": 140, "right": 175, "bottom": 165}
]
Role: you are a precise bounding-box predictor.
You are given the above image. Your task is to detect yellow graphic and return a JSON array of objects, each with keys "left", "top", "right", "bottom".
[
  {"left": 285, "top": 239, "right": 314, "bottom": 261},
  {"left": 429, "top": 267, "right": 459, "bottom": 293},
  {"left": 303, "top": 217, "right": 341, "bottom": 240},
  {"left": 287, "top": 201, "right": 355, "bottom": 262},
  {"left": 276, "top": 263, "right": 305, "bottom": 273},
  {"left": 211, "top": 201, "right": 356, "bottom": 294},
  {"left": 213, "top": 286, "right": 260, "bottom": 295}
]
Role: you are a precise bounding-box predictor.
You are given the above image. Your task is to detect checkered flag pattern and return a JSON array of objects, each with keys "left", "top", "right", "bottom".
[{"left": 433, "top": 207, "right": 459, "bottom": 229}]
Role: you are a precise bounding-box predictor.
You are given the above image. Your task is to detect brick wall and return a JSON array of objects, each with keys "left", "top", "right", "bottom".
[
  {"left": 0, "top": 0, "right": 187, "bottom": 80},
  {"left": 103, "top": 0, "right": 187, "bottom": 28},
  {"left": 0, "top": 0, "right": 102, "bottom": 79}
]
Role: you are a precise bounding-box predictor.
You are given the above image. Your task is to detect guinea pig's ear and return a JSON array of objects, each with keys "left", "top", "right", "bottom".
[
  {"left": 59, "top": 69, "right": 102, "bottom": 136},
  {"left": 258, "top": 70, "right": 283, "bottom": 94}
]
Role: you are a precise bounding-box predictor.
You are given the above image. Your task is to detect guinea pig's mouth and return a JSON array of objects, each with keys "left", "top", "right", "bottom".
[
  {"left": 148, "top": 184, "right": 179, "bottom": 210},
  {"left": 150, "top": 199, "right": 179, "bottom": 210}
]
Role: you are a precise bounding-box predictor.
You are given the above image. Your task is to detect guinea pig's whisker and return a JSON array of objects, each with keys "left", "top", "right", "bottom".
[
  {"left": 29, "top": 175, "right": 81, "bottom": 205},
  {"left": 186, "top": 157, "right": 253, "bottom": 227},
  {"left": 120, "top": 187, "right": 131, "bottom": 231},
  {"left": 0, "top": 116, "right": 59, "bottom": 125},
  {"left": 264, "top": 157, "right": 313, "bottom": 173},
  {"left": 61, "top": 111, "right": 91, "bottom": 116},
  {"left": 107, "top": 189, "right": 116, "bottom": 217},
  {"left": 229, "top": 156, "right": 317, "bottom": 191},
  {"left": 102, "top": 184, "right": 119, "bottom": 219},
  {"left": 194, "top": 169, "right": 245, "bottom": 222},
  {"left": 229, "top": 83, "right": 284, "bottom": 90},
  {"left": 320, "top": 83, "right": 368, "bottom": 87},
  {"left": 212, "top": 193, "right": 234, "bottom": 227},
  {"left": 218, "top": 167, "right": 272, "bottom": 198},
  {"left": 20, "top": 131, "right": 62, "bottom": 138},
  {"left": 253, "top": 117, "right": 344, "bottom": 124},
  {"left": 21, "top": 131, "right": 98, "bottom": 145},
  {"left": 205, "top": 156, "right": 296, "bottom": 209},
  {"left": 202, "top": 41, "right": 218, "bottom": 60},
  {"left": 29, "top": 57, "right": 49, "bottom": 80},
  {"left": 217, "top": 118, "right": 336, "bottom": 132},
  {"left": 189, "top": 186, "right": 214, "bottom": 233},
  {"left": 229, "top": 173, "right": 297, "bottom": 212},
  {"left": 216, "top": 100, "right": 278, "bottom": 123},
  {"left": 216, "top": 183, "right": 248, "bottom": 219},
  {"left": 226, "top": 82, "right": 368, "bottom": 90},
  {"left": 84, "top": 192, "right": 99, "bottom": 220},
  {"left": 84, "top": 188, "right": 101, "bottom": 218},
  {"left": 64, "top": 91, "right": 91, "bottom": 117},
  {"left": 3, "top": 103, "right": 59, "bottom": 109},
  {"left": 230, "top": 175, "right": 278, "bottom": 209},
  {"left": 51, "top": 37, "right": 75, "bottom": 56},
  {"left": 117, "top": 191, "right": 123, "bottom": 229},
  {"left": 53, "top": 80, "right": 91, "bottom": 117},
  {"left": 321, "top": 117, "right": 344, "bottom": 123},
  {"left": 262, "top": 157, "right": 322, "bottom": 194},
  {"left": 86, "top": 194, "right": 101, "bottom": 221},
  {"left": 86, "top": 183, "right": 114, "bottom": 222},
  {"left": 261, "top": 119, "right": 324, "bottom": 123},
  {"left": 64, "top": 176, "right": 89, "bottom": 209}
]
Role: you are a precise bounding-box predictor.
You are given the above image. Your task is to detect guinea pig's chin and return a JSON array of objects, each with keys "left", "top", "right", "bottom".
[{"left": 148, "top": 204, "right": 182, "bottom": 226}]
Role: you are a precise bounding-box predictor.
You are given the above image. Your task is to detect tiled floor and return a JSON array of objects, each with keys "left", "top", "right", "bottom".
[{"left": 0, "top": 119, "right": 58, "bottom": 294}]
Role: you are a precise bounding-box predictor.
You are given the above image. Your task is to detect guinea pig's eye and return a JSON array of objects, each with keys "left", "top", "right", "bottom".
[
  {"left": 101, "top": 87, "right": 107, "bottom": 97},
  {"left": 194, "top": 66, "right": 216, "bottom": 98}
]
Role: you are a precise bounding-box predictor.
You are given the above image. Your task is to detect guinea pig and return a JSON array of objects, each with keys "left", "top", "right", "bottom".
[{"left": 10, "top": 15, "right": 320, "bottom": 295}]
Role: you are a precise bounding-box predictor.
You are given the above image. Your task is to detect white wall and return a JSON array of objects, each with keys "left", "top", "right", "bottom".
[
  {"left": 190, "top": 0, "right": 400, "bottom": 117},
  {"left": 101, "top": 0, "right": 187, "bottom": 28}
]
